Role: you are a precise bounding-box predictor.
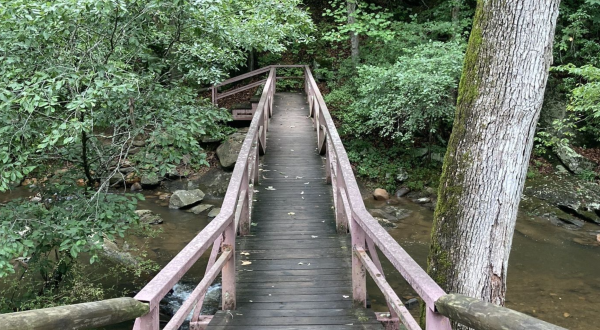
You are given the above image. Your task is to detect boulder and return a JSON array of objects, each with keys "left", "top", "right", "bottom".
[
  {"left": 523, "top": 175, "right": 600, "bottom": 225},
  {"left": 374, "top": 216, "right": 396, "bottom": 229},
  {"left": 369, "top": 209, "right": 397, "bottom": 221},
  {"left": 189, "top": 204, "right": 213, "bottom": 215},
  {"left": 424, "top": 186, "right": 437, "bottom": 197},
  {"left": 414, "top": 197, "right": 431, "bottom": 204},
  {"left": 553, "top": 142, "right": 595, "bottom": 174},
  {"left": 102, "top": 239, "right": 138, "bottom": 265},
  {"left": 395, "top": 187, "right": 410, "bottom": 197},
  {"left": 431, "top": 153, "right": 444, "bottom": 163},
  {"left": 216, "top": 132, "right": 247, "bottom": 169},
  {"left": 382, "top": 206, "right": 412, "bottom": 220},
  {"left": 130, "top": 182, "right": 142, "bottom": 192},
  {"left": 207, "top": 208, "right": 221, "bottom": 218},
  {"left": 135, "top": 209, "right": 163, "bottom": 225},
  {"left": 109, "top": 172, "right": 126, "bottom": 186},
  {"left": 373, "top": 188, "right": 390, "bottom": 201},
  {"left": 193, "top": 168, "right": 233, "bottom": 198},
  {"left": 414, "top": 148, "right": 429, "bottom": 158},
  {"left": 396, "top": 168, "right": 409, "bottom": 182},
  {"left": 141, "top": 172, "right": 161, "bottom": 186},
  {"left": 169, "top": 189, "right": 205, "bottom": 209}
]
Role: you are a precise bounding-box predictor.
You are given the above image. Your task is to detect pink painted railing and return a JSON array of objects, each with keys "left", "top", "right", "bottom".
[
  {"left": 303, "top": 66, "right": 450, "bottom": 330},
  {"left": 211, "top": 65, "right": 305, "bottom": 105},
  {"left": 0, "top": 66, "right": 567, "bottom": 330},
  {"left": 132, "top": 67, "right": 277, "bottom": 330},
  {"left": 132, "top": 65, "right": 566, "bottom": 330},
  {"left": 302, "top": 66, "right": 566, "bottom": 330}
]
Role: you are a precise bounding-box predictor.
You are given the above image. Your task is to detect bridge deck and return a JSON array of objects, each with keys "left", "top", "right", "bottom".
[{"left": 207, "top": 92, "right": 382, "bottom": 329}]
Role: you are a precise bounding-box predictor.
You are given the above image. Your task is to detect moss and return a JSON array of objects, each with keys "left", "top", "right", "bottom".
[
  {"left": 456, "top": 1, "right": 485, "bottom": 108},
  {"left": 424, "top": 0, "right": 488, "bottom": 294}
]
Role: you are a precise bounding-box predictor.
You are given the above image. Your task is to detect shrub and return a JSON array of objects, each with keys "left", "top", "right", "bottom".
[{"left": 339, "top": 41, "right": 464, "bottom": 142}]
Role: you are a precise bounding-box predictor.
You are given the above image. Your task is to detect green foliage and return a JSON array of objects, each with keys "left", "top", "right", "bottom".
[
  {"left": 322, "top": 0, "right": 396, "bottom": 45},
  {"left": 339, "top": 41, "right": 464, "bottom": 142},
  {"left": 0, "top": 181, "right": 142, "bottom": 277},
  {"left": 360, "top": 17, "right": 466, "bottom": 65},
  {"left": 554, "top": 1, "right": 600, "bottom": 66},
  {"left": 0, "top": 0, "right": 313, "bottom": 309},
  {"left": 0, "top": 245, "right": 158, "bottom": 312},
  {"left": 0, "top": 0, "right": 314, "bottom": 191},
  {"left": 577, "top": 169, "right": 597, "bottom": 181},
  {"left": 344, "top": 139, "right": 441, "bottom": 192},
  {"left": 534, "top": 118, "right": 577, "bottom": 155},
  {"left": 275, "top": 68, "right": 305, "bottom": 91},
  {"left": 551, "top": 64, "right": 600, "bottom": 141}
]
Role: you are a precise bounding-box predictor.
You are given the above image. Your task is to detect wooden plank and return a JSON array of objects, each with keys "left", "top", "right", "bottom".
[
  {"left": 208, "top": 91, "right": 381, "bottom": 330},
  {"left": 207, "top": 325, "right": 384, "bottom": 330},
  {"left": 234, "top": 301, "right": 354, "bottom": 310},
  {"left": 210, "top": 316, "right": 380, "bottom": 326},
  {"left": 236, "top": 287, "right": 351, "bottom": 296}
]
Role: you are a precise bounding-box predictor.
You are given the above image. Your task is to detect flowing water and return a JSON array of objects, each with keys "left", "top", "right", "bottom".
[
  {"left": 363, "top": 197, "right": 600, "bottom": 330},
  {"left": 2, "top": 186, "right": 599, "bottom": 329}
]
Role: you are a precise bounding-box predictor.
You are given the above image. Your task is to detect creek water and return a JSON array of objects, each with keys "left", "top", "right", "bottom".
[
  {"left": 363, "top": 197, "right": 600, "bottom": 330},
  {"left": 2, "top": 186, "right": 599, "bottom": 329}
]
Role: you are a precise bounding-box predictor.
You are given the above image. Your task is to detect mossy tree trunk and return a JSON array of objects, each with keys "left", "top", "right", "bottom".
[{"left": 428, "top": 0, "right": 561, "bottom": 326}]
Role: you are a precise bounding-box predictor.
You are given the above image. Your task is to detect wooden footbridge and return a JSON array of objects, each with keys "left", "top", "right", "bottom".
[{"left": 1, "top": 66, "right": 566, "bottom": 330}]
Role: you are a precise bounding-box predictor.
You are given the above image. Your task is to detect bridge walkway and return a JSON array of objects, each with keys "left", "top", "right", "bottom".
[{"left": 206, "top": 92, "right": 382, "bottom": 329}]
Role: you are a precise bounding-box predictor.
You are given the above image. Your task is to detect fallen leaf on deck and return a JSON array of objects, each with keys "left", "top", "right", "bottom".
[
  {"left": 288, "top": 212, "right": 296, "bottom": 215},
  {"left": 311, "top": 235, "right": 318, "bottom": 238},
  {"left": 241, "top": 261, "right": 252, "bottom": 265},
  {"left": 301, "top": 191, "right": 304, "bottom": 195},
  {"left": 265, "top": 186, "right": 276, "bottom": 190},
  {"left": 304, "top": 182, "right": 310, "bottom": 184},
  {"left": 343, "top": 295, "right": 349, "bottom": 299},
  {"left": 240, "top": 251, "right": 250, "bottom": 256}
]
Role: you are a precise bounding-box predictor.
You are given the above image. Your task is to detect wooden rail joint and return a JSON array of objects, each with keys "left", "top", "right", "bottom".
[
  {"left": 435, "top": 294, "right": 568, "bottom": 330},
  {"left": 0, "top": 298, "right": 149, "bottom": 330}
]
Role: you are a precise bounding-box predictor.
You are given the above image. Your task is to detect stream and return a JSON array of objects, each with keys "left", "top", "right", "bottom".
[{"left": 1, "top": 184, "right": 599, "bottom": 329}]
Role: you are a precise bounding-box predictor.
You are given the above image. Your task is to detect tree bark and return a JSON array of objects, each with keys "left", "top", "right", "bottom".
[
  {"left": 347, "top": 1, "right": 359, "bottom": 64},
  {"left": 427, "top": 0, "right": 560, "bottom": 326},
  {"left": 451, "top": 0, "right": 461, "bottom": 31}
]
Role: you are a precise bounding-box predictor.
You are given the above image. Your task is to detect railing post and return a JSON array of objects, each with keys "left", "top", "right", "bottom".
[
  {"left": 211, "top": 86, "right": 216, "bottom": 106},
  {"left": 351, "top": 216, "right": 367, "bottom": 307},
  {"left": 335, "top": 163, "right": 349, "bottom": 233},
  {"left": 426, "top": 304, "right": 451, "bottom": 330},
  {"left": 133, "top": 304, "right": 159, "bottom": 330},
  {"left": 221, "top": 218, "right": 236, "bottom": 311},
  {"left": 238, "top": 165, "right": 251, "bottom": 236}
]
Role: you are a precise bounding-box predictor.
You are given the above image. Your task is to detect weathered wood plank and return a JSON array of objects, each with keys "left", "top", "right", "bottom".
[{"left": 208, "top": 92, "right": 381, "bottom": 329}]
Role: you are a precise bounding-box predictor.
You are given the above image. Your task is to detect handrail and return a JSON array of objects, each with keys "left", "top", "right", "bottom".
[
  {"left": 0, "top": 66, "right": 567, "bottom": 330},
  {"left": 0, "top": 298, "right": 148, "bottom": 330},
  {"left": 211, "top": 64, "right": 306, "bottom": 105},
  {"left": 303, "top": 66, "right": 450, "bottom": 329},
  {"left": 132, "top": 67, "right": 277, "bottom": 330},
  {"left": 302, "top": 66, "right": 567, "bottom": 330},
  {"left": 435, "top": 294, "right": 565, "bottom": 330}
]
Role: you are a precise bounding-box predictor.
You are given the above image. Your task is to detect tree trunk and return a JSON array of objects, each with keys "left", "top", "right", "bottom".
[
  {"left": 347, "top": 1, "right": 359, "bottom": 64},
  {"left": 451, "top": 0, "right": 461, "bottom": 25},
  {"left": 427, "top": 0, "right": 560, "bottom": 326},
  {"left": 248, "top": 48, "right": 255, "bottom": 72}
]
